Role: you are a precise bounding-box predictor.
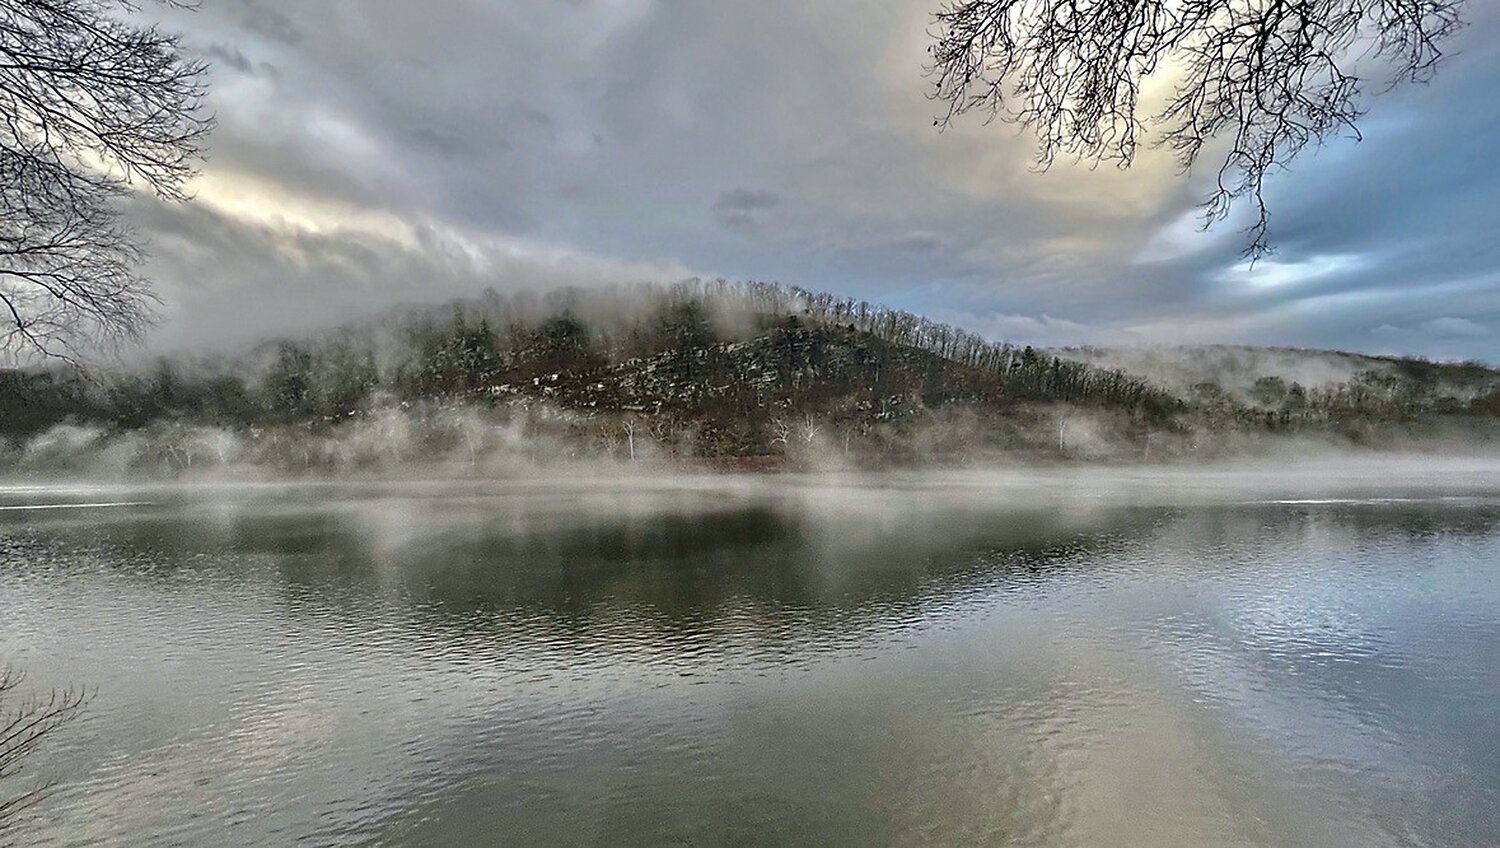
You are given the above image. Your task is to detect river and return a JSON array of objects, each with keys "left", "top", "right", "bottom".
[{"left": 3, "top": 465, "right": 1498, "bottom": 846}]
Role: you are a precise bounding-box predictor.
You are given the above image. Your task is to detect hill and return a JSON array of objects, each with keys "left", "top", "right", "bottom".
[
  {"left": 1057, "top": 344, "right": 1498, "bottom": 409},
  {"left": 1, "top": 280, "right": 1497, "bottom": 474}
]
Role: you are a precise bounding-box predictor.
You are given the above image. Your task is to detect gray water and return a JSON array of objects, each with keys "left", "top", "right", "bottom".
[{"left": 2, "top": 469, "right": 1498, "bottom": 847}]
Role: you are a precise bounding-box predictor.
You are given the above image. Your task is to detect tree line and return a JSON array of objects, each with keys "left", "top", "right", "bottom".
[{"left": 1, "top": 279, "right": 1179, "bottom": 438}]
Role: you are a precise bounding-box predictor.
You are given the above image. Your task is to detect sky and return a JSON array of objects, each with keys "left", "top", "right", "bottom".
[{"left": 130, "top": 0, "right": 1500, "bottom": 361}]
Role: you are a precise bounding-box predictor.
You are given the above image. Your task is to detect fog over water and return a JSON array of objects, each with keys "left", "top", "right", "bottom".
[
  {"left": 5, "top": 0, "right": 1498, "bottom": 842},
  {"left": 1, "top": 464, "right": 1497, "bottom": 846}
]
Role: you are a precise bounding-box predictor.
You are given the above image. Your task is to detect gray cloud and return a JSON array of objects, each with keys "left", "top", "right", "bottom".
[
  {"left": 128, "top": 0, "right": 1500, "bottom": 363},
  {"left": 1421, "top": 317, "right": 1490, "bottom": 338},
  {"left": 129, "top": 196, "right": 695, "bottom": 358},
  {"left": 712, "top": 188, "right": 780, "bottom": 230},
  {"left": 202, "top": 43, "right": 254, "bottom": 74},
  {"left": 231, "top": 0, "right": 301, "bottom": 45},
  {"left": 896, "top": 231, "right": 944, "bottom": 253}
]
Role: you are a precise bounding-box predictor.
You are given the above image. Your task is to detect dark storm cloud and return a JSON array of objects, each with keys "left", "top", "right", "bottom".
[{"left": 131, "top": 0, "right": 1500, "bottom": 362}]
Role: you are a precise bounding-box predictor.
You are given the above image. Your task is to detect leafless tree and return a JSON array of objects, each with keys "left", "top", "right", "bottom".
[
  {"left": 596, "top": 422, "right": 620, "bottom": 457},
  {"left": 929, "top": 0, "right": 1465, "bottom": 257},
  {"left": 1, "top": 0, "right": 212, "bottom": 364},
  {"left": 798, "top": 413, "right": 821, "bottom": 445},
  {"left": 621, "top": 418, "right": 637, "bottom": 460},
  {"left": 0, "top": 666, "right": 88, "bottom": 837},
  {"left": 770, "top": 417, "right": 791, "bottom": 448}
]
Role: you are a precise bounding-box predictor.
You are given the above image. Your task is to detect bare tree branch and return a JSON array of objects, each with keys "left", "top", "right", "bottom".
[
  {"left": 0, "top": 665, "right": 89, "bottom": 839},
  {"left": 928, "top": 0, "right": 1465, "bottom": 258},
  {"left": 0, "top": 0, "right": 211, "bottom": 363}
]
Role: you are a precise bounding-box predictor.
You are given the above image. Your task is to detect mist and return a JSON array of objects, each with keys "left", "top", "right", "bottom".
[
  {"left": 7, "top": 2, "right": 1500, "bottom": 845},
  {"left": 4, "top": 280, "right": 1498, "bottom": 483}
]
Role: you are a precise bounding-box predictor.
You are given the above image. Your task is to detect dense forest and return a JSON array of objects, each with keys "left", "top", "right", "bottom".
[{"left": 2, "top": 280, "right": 1497, "bottom": 475}]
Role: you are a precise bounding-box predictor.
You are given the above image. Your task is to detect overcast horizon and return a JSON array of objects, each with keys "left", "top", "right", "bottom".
[{"left": 125, "top": 0, "right": 1500, "bottom": 363}]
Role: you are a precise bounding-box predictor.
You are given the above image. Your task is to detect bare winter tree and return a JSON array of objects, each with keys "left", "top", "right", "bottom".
[
  {"left": 929, "top": 0, "right": 1466, "bottom": 257},
  {"left": 0, "top": 666, "right": 88, "bottom": 837},
  {"left": 0, "top": 0, "right": 211, "bottom": 364}
]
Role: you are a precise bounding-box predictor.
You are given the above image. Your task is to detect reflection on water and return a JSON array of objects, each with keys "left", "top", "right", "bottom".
[{"left": 2, "top": 475, "right": 1498, "bottom": 847}]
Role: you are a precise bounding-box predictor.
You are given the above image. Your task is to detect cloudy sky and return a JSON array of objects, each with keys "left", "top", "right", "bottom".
[{"left": 133, "top": 0, "right": 1500, "bottom": 361}]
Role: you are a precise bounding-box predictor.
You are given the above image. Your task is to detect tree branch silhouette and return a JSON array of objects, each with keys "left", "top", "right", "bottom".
[
  {"left": 928, "top": 0, "right": 1465, "bottom": 258},
  {"left": 0, "top": 666, "right": 88, "bottom": 839},
  {"left": 1, "top": 0, "right": 211, "bottom": 364}
]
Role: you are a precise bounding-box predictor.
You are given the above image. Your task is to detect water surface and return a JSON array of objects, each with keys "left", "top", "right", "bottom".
[{"left": 2, "top": 470, "right": 1498, "bottom": 846}]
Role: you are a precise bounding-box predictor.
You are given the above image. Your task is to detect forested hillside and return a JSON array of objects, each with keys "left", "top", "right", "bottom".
[
  {"left": 1060, "top": 345, "right": 1498, "bottom": 410},
  {"left": 2, "top": 280, "right": 1497, "bottom": 474}
]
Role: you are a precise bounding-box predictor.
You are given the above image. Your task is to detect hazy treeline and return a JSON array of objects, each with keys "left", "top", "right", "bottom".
[
  {"left": 0, "top": 280, "right": 1170, "bottom": 472},
  {"left": 1061, "top": 344, "right": 1500, "bottom": 430},
  {"left": 1062, "top": 345, "right": 1497, "bottom": 405},
  {"left": 1, "top": 280, "right": 1496, "bottom": 476}
]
